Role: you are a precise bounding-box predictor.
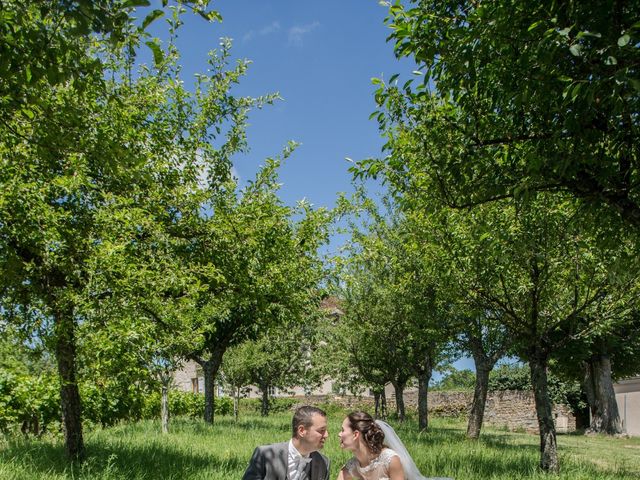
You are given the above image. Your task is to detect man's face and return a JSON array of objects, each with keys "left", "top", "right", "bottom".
[{"left": 299, "top": 413, "right": 329, "bottom": 453}]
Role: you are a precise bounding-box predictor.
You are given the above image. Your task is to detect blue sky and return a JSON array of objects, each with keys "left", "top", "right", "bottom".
[{"left": 150, "top": 0, "right": 408, "bottom": 209}]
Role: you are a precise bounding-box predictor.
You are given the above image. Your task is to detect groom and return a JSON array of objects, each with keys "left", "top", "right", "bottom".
[{"left": 242, "top": 405, "right": 330, "bottom": 480}]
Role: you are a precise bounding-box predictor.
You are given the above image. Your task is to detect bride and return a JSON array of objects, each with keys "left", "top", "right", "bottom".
[{"left": 336, "top": 411, "right": 452, "bottom": 480}]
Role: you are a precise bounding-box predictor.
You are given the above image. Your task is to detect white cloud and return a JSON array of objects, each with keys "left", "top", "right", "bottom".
[
  {"left": 260, "top": 21, "right": 281, "bottom": 35},
  {"left": 243, "top": 21, "right": 281, "bottom": 43},
  {"left": 242, "top": 30, "right": 255, "bottom": 43},
  {"left": 288, "top": 21, "right": 320, "bottom": 47}
]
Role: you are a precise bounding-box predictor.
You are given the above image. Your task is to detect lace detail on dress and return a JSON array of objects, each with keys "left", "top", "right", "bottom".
[{"left": 345, "top": 448, "right": 399, "bottom": 480}]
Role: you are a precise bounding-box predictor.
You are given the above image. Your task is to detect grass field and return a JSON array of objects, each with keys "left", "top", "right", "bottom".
[{"left": 1, "top": 413, "right": 639, "bottom": 479}]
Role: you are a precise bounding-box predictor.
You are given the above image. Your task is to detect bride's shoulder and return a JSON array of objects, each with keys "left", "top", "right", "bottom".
[
  {"left": 381, "top": 447, "right": 399, "bottom": 457},
  {"left": 380, "top": 447, "right": 400, "bottom": 463}
]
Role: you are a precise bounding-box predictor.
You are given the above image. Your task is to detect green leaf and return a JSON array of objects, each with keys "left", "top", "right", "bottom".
[
  {"left": 576, "top": 30, "right": 601, "bottom": 39},
  {"left": 142, "top": 9, "right": 164, "bottom": 31},
  {"left": 558, "top": 27, "right": 572, "bottom": 37},
  {"left": 605, "top": 55, "right": 617, "bottom": 65},
  {"left": 629, "top": 78, "right": 640, "bottom": 92},
  {"left": 528, "top": 21, "right": 543, "bottom": 32},
  {"left": 569, "top": 44, "right": 582, "bottom": 57},
  {"left": 123, "top": 0, "right": 151, "bottom": 7},
  {"left": 197, "top": 9, "right": 222, "bottom": 23},
  {"left": 618, "top": 34, "right": 631, "bottom": 47},
  {"left": 145, "top": 41, "right": 164, "bottom": 66},
  {"left": 570, "top": 83, "right": 582, "bottom": 101}
]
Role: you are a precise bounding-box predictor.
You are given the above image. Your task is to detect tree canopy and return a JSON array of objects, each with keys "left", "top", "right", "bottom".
[{"left": 361, "top": 0, "right": 640, "bottom": 228}]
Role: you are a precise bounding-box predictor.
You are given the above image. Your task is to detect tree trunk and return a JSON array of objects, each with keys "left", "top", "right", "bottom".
[
  {"left": 417, "top": 370, "right": 431, "bottom": 431},
  {"left": 161, "top": 384, "right": 169, "bottom": 434},
  {"left": 260, "top": 385, "right": 270, "bottom": 417},
  {"left": 54, "top": 312, "right": 84, "bottom": 461},
  {"left": 584, "top": 353, "right": 623, "bottom": 434},
  {"left": 381, "top": 389, "right": 387, "bottom": 419},
  {"left": 415, "top": 353, "right": 433, "bottom": 431},
  {"left": 197, "top": 345, "right": 226, "bottom": 424},
  {"left": 529, "top": 351, "right": 559, "bottom": 473},
  {"left": 374, "top": 391, "right": 381, "bottom": 418},
  {"left": 202, "top": 361, "right": 216, "bottom": 424},
  {"left": 234, "top": 387, "right": 240, "bottom": 422},
  {"left": 467, "top": 362, "right": 491, "bottom": 440},
  {"left": 392, "top": 381, "right": 406, "bottom": 421}
]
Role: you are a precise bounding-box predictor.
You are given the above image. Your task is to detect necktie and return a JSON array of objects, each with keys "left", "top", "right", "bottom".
[
  {"left": 290, "top": 455, "right": 312, "bottom": 480},
  {"left": 298, "top": 456, "right": 312, "bottom": 479}
]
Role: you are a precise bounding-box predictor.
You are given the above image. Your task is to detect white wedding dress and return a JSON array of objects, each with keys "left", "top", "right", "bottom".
[
  {"left": 345, "top": 447, "right": 399, "bottom": 480},
  {"left": 373, "top": 420, "right": 453, "bottom": 480}
]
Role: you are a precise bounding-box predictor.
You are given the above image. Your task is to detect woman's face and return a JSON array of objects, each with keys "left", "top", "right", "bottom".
[{"left": 338, "top": 417, "right": 358, "bottom": 451}]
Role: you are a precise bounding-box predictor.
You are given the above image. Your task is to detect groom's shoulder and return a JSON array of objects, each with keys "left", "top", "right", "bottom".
[{"left": 255, "top": 441, "right": 288, "bottom": 453}]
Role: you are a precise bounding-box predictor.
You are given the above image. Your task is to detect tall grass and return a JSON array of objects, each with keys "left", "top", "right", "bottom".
[{"left": 1, "top": 413, "right": 638, "bottom": 479}]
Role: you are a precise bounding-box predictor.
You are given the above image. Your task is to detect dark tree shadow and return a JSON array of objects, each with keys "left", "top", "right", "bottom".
[{"left": 0, "top": 437, "right": 246, "bottom": 478}]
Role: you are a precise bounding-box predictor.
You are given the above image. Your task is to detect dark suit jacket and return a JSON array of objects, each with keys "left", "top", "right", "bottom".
[{"left": 242, "top": 441, "right": 330, "bottom": 480}]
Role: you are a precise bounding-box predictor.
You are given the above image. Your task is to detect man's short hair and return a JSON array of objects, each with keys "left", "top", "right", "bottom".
[{"left": 292, "top": 405, "right": 326, "bottom": 438}]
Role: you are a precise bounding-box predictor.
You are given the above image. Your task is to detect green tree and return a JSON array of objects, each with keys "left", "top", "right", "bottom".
[
  {"left": 226, "top": 315, "right": 321, "bottom": 417},
  {"left": 335, "top": 197, "right": 452, "bottom": 427},
  {"left": 367, "top": 0, "right": 640, "bottom": 228},
  {"left": 219, "top": 345, "right": 253, "bottom": 422},
  {"left": 0, "top": 1, "right": 254, "bottom": 459},
  {"left": 184, "top": 154, "right": 330, "bottom": 423},
  {"left": 458, "top": 309, "right": 512, "bottom": 440},
  {"left": 428, "top": 194, "right": 639, "bottom": 472},
  {"left": 317, "top": 307, "right": 390, "bottom": 415},
  {"left": 409, "top": 209, "right": 513, "bottom": 439}
]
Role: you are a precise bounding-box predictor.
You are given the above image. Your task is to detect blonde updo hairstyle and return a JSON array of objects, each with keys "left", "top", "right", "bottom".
[{"left": 347, "top": 411, "right": 386, "bottom": 454}]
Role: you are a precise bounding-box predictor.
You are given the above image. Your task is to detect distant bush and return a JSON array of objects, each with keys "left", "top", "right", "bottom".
[
  {"left": 81, "top": 380, "right": 148, "bottom": 427},
  {"left": 0, "top": 370, "right": 60, "bottom": 435},
  {"left": 239, "top": 397, "right": 298, "bottom": 415},
  {"left": 432, "top": 369, "right": 476, "bottom": 391},
  {"left": 142, "top": 390, "right": 232, "bottom": 419},
  {"left": 489, "top": 364, "right": 532, "bottom": 391},
  {"left": 489, "top": 363, "right": 586, "bottom": 413},
  {"left": 0, "top": 371, "right": 236, "bottom": 434}
]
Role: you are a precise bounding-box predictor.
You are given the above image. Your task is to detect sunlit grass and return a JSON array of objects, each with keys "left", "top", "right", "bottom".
[{"left": 1, "top": 413, "right": 639, "bottom": 479}]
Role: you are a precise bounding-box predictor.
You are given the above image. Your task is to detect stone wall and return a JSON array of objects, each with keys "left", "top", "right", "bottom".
[
  {"left": 401, "top": 390, "right": 576, "bottom": 434},
  {"left": 296, "top": 390, "right": 576, "bottom": 434}
]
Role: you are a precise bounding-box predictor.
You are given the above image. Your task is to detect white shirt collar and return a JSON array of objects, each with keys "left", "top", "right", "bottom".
[
  {"left": 288, "top": 439, "right": 312, "bottom": 477},
  {"left": 288, "top": 439, "right": 309, "bottom": 460}
]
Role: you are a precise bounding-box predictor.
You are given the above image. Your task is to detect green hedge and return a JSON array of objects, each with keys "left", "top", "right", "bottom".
[
  {"left": 0, "top": 371, "right": 60, "bottom": 435},
  {"left": 0, "top": 371, "right": 233, "bottom": 434},
  {"left": 142, "top": 390, "right": 232, "bottom": 419}
]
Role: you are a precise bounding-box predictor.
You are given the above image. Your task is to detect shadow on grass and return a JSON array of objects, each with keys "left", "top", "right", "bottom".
[
  {"left": 0, "top": 437, "right": 246, "bottom": 479},
  {"left": 398, "top": 423, "right": 530, "bottom": 452},
  {"left": 118, "top": 416, "right": 289, "bottom": 439},
  {"left": 391, "top": 424, "right": 638, "bottom": 479},
  {"left": 219, "top": 417, "right": 290, "bottom": 432}
]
